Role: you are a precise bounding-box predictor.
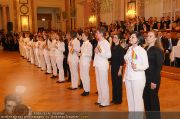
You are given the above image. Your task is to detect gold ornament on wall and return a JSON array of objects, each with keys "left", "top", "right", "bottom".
[
  {"left": 19, "top": 0, "right": 28, "bottom": 4},
  {"left": 20, "top": 5, "right": 29, "bottom": 14}
]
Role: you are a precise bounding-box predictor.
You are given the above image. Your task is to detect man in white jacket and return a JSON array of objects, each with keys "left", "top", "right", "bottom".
[
  {"left": 43, "top": 33, "right": 52, "bottom": 74},
  {"left": 93, "top": 27, "right": 111, "bottom": 107},
  {"left": 49, "top": 33, "right": 58, "bottom": 78},
  {"left": 79, "top": 31, "right": 92, "bottom": 96}
]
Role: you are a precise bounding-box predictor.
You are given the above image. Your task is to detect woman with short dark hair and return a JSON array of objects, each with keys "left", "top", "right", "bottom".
[{"left": 124, "top": 31, "right": 149, "bottom": 113}]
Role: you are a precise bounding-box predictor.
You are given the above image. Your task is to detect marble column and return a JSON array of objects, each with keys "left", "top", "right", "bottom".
[
  {"left": 2, "top": 5, "right": 7, "bottom": 33},
  {"left": 8, "top": 0, "right": 14, "bottom": 23},
  {"left": 0, "top": 8, "right": 3, "bottom": 30},
  {"left": 65, "top": 0, "right": 71, "bottom": 31}
]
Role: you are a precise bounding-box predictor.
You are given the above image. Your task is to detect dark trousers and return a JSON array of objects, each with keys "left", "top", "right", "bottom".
[
  {"left": 63, "top": 58, "right": 71, "bottom": 81},
  {"left": 143, "top": 85, "right": 161, "bottom": 119},
  {"left": 175, "top": 58, "right": 180, "bottom": 68},
  {"left": 164, "top": 53, "right": 171, "bottom": 66},
  {"left": 111, "top": 67, "right": 122, "bottom": 103}
]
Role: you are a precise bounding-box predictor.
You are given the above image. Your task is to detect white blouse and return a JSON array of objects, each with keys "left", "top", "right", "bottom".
[
  {"left": 55, "top": 41, "right": 65, "bottom": 58},
  {"left": 124, "top": 46, "right": 149, "bottom": 81},
  {"left": 80, "top": 40, "right": 92, "bottom": 63}
]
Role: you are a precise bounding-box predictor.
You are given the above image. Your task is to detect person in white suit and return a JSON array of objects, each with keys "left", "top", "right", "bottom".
[
  {"left": 34, "top": 35, "right": 41, "bottom": 68},
  {"left": 49, "top": 33, "right": 58, "bottom": 78},
  {"left": 68, "top": 31, "right": 80, "bottom": 90},
  {"left": 43, "top": 33, "right": 52, "bottom": 74},
  {"left": 32, "top": 35, "right": 38, "bottom": 66},
  {"left": 19, "top": 32, "right": 25, "bottom": 57},
  {"left": 23, "top": 33, "right": 30, "bottom": 61},
  {"left": 124, "top": 31, "right": 149, "bottom": 119},
  {"left": 55, "top": 34, "right": 65, "bottom": 83},
  {"left": 79, "top": 31, "right": 92, "bottom": 96},
  {"left": 29, "top": 38, "right": 35, "bottom": 64},
  {"left": 93, "top": 27, "right": 111, "bottom": 107},
  {"left": 39, "top": 36, "right": 46, "bottom": 71}
]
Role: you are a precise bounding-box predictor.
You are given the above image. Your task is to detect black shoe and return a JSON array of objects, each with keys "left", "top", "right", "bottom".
[
  {"left": 114, "top": 102, "right": 122, "bottom": 105},
  {"left": 56, "top": 81, "right": 65, "bottom": 83},
  {"left": 113, "top": 101, "right": 122, "bottom": 104},
  {"left": 45, "top": 72, "right": 50, "bottom": 75},
  {"left": 94, "top": 102, "right": 100, "bottom": 105},
  {"left": 78, "top": 84, "right": 83, "bottom": 89},
  {"left": 95, "top": 91, "right": 98, "bottom": 94},
  {"left": 51, "top": 75, "right": 57, "bottom": 79},
  {"left": 81, "top": 91, "right": 89, "bottom": 96}
]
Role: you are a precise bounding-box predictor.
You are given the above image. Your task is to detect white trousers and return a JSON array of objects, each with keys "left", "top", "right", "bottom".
[
  {"left": 80, "top": 60, "right": 90, "bottom": 92},
  {"left": 44, "top": 51, "right": 52, "bottom": 73},
  {"left": 33, "top": 48, "right": 38, "bottom": 66},
  {"left": 95, "top": 66, "right": 110, "bottom": 106},
  {"left": 25, "top": 47, "right": 30, "bottom": 60},
  {"left": 35, "top": 49, "right": 41, "bottom": 67},
  {"left": 69, "top": 60, "right": 79, "bottom": 88},
  {"left": 125, "top": 79, "right": 145, "bottom": 112},
  {"left": 30, "top": 47, "right": 35, "bottom": 64},
  {"left": 23, "top": 46, "right": 27, "bottom": 59},
  {"left": 50, "top": 55, "right": 57, "bottom": 76},
  {"left": 56, "top": 57, "right": 65, "bottom": 82},
  {"left": 39, "top": 52, "right": 46, "bottom": 71},
  {"left": 19, "top": 44, "right": 23, "bottom": 56}
]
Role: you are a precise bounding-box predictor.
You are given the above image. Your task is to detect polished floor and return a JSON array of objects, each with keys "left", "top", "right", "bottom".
[{"left": 0, "top": 50, "right": 180, "bottom": 112}]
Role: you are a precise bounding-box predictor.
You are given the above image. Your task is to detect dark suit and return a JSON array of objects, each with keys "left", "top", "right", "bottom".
[
  {"left": 163, "top": 38, "right": 178, "bottom": 65},
  {"left": 143, "top": 46, "right": 164, "bottom": 119},
  {"left": 111, "top": 44, "right": 124, "bottom": 104},
  {"left": 152, "top": 22, "right": 158, "bottom": 29},
  {"left": 63, "top": 39, "right": 71, "bottom": 81},
  {"left": 134, "top": 23, "right": 143, "bottom": 32}
]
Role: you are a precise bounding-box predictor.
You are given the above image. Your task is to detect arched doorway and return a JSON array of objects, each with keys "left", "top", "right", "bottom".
[{"left": 37, "top": 7, "right": 61, "bottom": 31}]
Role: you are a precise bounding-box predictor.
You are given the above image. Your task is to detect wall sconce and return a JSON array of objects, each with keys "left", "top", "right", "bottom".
[
  {"left": 21, "top": 15, "right": 29, "bottom": 31},
  {"left": 89, "top": 15, "right": 97, "bottom": 24},
  {"left": 126, "top": 10, "right": 136, "bottom": 18}
]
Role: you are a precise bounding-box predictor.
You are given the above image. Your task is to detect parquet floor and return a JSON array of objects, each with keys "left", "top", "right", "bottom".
[{"left": 0, "top": 50, "right": 180, "bottom": 112}]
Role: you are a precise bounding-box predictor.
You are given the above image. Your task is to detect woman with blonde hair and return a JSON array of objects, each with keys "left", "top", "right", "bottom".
[{"left": 143, "top": 30, "right": 164, "bottom": 112}]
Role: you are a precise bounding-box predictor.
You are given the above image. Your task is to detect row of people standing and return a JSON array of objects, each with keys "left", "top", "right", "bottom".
[{"left": 18, "top": 29, "right": 164, "bottom": 116}]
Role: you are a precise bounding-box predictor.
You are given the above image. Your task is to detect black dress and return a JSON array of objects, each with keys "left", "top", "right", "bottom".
[
  {"left": 143, "top": 46, "right": 164, "bottom": 112},
  {"left": 111, "top": 44, "right": 125, "bottom": 104}
]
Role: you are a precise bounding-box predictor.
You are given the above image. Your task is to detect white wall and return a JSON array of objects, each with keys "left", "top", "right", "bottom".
[{"left": 144, "top": 0, "right": 163, "bottom": 20}]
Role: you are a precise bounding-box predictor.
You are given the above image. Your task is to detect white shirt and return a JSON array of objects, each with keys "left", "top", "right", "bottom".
[
  {"left": 68, "top": 38, "right": 80, "bottom": 62},
  {"left": 80, "top": 40, "right": 92, "bottom": 64},
  {"left": 124, "top": 46, "right": 149, "bottom": 81},
  {"left": 23, "top": 37, "right": 30, "bottom": 46},
  {"left": 55, "top": 41, "right": 65, "bottom": 58},
  {"left": 93, "top": 39, "right": 111, "bottom": 69},
  {"left": 39, "top": 41, "right": 46, "bottom": 54},
  {"left": 49, "top": 39, "right": 57, "bottom": 55}
]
